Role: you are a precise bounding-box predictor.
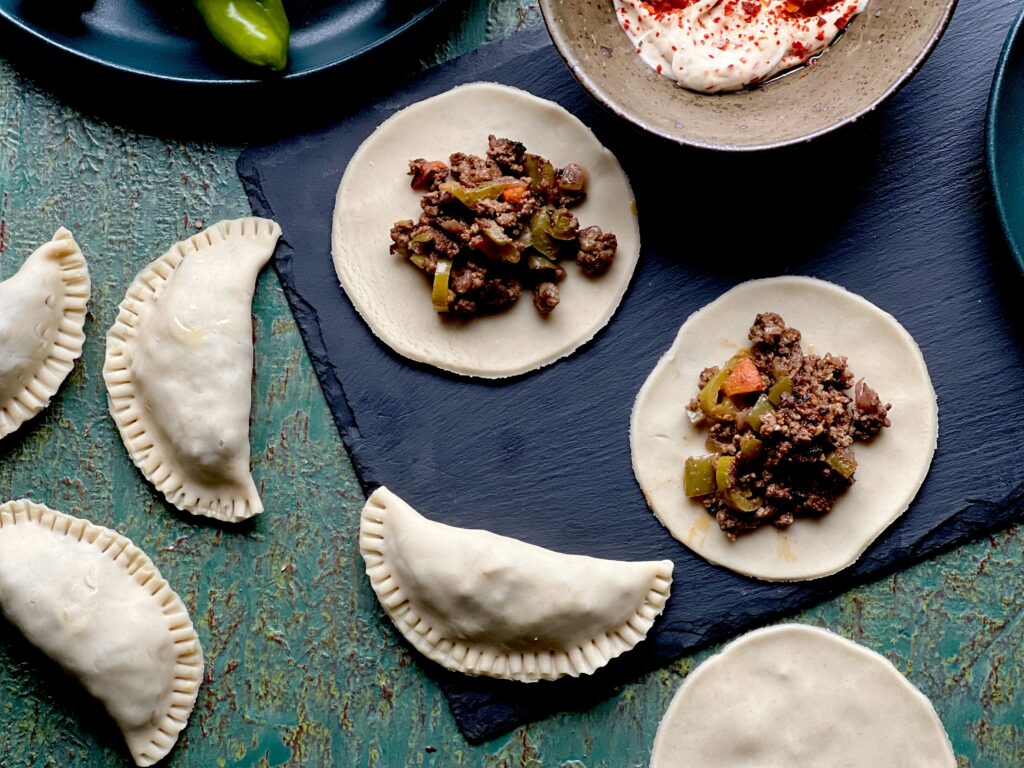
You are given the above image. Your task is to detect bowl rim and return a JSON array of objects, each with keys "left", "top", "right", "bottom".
[
  {"left": 985, "top": 3, "right": 1024, "bottom": 274},
  {"left": 540, "top": 0, "right": 959, "bottom": 152}
]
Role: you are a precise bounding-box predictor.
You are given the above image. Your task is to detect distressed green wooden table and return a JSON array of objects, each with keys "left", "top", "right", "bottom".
[{"left": 0, "top": 3, "right": 1021, "bottom": 766}]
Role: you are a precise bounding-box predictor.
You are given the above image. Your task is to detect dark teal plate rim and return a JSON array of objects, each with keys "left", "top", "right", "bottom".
[
  {"left": 0, "top": 0, "right": 449, "bottom": 86},
  {"left": 986, "top": 3, "right": 1024, "bottom": 272}
]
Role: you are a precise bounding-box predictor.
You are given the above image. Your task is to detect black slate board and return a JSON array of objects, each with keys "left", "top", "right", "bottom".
[{"left": 238, "top": 4, "right": 1024, "bottom": 743}]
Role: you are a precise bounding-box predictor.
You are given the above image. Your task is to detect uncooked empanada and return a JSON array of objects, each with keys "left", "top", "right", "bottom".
[
  {"left": 0, "top": 227, "right": 89, "bottom": 440},
  {"left": 0, "top": 499, "right": 203, "bottom": 767},
  {"left": 360, "top": 487, "right": 674, "bottom": 682},
  {"left": 104, "top": 218, "right": 281, "bottom": 522}
]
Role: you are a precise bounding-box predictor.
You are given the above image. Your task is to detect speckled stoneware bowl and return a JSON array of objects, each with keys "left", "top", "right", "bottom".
[{"left": 540, "top": 0, "right": 957, "bottom": 150}]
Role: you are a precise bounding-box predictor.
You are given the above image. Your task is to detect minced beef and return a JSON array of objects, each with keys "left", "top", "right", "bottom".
[
  {"left": 686, "top": 313, "right": 892, "bottom": 538},
  {"left": 390, "top": 135, "right": 618, "bottom": 318}
]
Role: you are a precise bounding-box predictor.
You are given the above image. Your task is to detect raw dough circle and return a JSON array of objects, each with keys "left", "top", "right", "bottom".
[
  {"left": 332, "top": 82, "right": 640, "bottom": 378},
  {"left": 649, "top": 624, "right": 956, "bottom": 768},
  {"left": 630, "top": 276, "right": 938, "bottom": 581}
]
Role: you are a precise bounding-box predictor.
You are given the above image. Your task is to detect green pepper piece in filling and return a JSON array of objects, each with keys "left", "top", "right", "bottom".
[
  {"left": 684, "top": 455, "right": 717, "bottom": 497},
  {"left": 474, "top": 220, "right": 519, "bottom": 263},
  {"left": 526, "top": 255, "right": 566, "bottom": 281},
  {"left": 746, "top": 394, "right": 775, "bottom": 432},
  {"left": 826, "top": 450, "right": 858, "bottom": 480},
  {"left": 441, "top": 180, "right": 516, "bottom": 208},
  {"left": 715, "top": 456, "right": 762, "bottom": 513},
  {"left": 524, "top": 154, "right": 556, "bottom": 192},
  {"left": 738, "top": 434, "right": 763, "bottom": 460},
  {"left": 194, "top": 0, "right": 290, "bottom": 71},
  {"left": 431, "top": 259, "right": 452, "bottom": 313},
  {"left": 528, "top": 210, "right": 560, "bottom": 259},
  {"left": 767, "top": 376, "right": 793, "bottom": 406},
  {"left": 547, "top": 208, "right": 578, "bottom": 241},
  {"left": 697, "top": 355, "right": 752, "bottom": 423}
]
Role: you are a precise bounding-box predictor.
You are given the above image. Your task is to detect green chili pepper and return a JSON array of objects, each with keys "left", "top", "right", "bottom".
[
  {"left": 431, "top": 259, "right": 452, "bottom": 313},
  {"left": 684, "top": 455, "right": 717, "bottom": 498},
  {"left": 767, "top": 376, "right": 793, "bottom": 406},
  {"left": 195, "top": 0, "right": 290, "bottom": 71},
  {"left": 746, "top": 394, "right": 775, "bottom": 431}
]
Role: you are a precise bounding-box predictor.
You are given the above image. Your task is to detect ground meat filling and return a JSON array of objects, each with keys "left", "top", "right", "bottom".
[
  {"left": 684, "top": 313, "right": 892, "bottom": 539},
  {"left": 390, "top": 136, "right": 618, "bottom": 318}
]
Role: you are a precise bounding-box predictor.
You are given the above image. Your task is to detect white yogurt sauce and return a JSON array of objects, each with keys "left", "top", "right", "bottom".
[{"left": 614, "top": 0, "right": 869, "bottom": 92}]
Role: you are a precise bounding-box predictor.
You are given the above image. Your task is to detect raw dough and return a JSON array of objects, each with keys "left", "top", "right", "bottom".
[
  {"left": 104, "top": 218, "right": 281, "bottom": 522},
  {"left": 649, "top": 624, "right": 956, "bottom": 768},
  {"left": 360, "top": 487, "right": 673, "bottom": 681},
  {"left": 0, "top": 227, "right": 89, "bottom": 440},
  {"left": 0, "top": 500, "right": 203, "bottom": 767},
  {"left": 631, "top": 276, "right": 938, "bottom": 581},
  {"left": 332, "top": 82, "right": 640, "bottom": 378}
]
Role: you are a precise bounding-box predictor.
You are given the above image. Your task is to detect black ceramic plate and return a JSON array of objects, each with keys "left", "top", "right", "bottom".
[
  {"left": 988, "top": 4, "right": 1024, "bottom": 272},
  {"left": 0, "top": 0, "right": 444, "bottom": 84}
]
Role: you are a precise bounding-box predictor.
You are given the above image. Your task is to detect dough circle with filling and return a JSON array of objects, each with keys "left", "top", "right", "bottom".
[
  {"left": 332, "top": 82, "right": 640, "bottom": 378},
  {"left": 650, "top": 624, "right": 956, "bottom": 768},
  {"left": 630, "top": 276, "right": 938, "bottom": 581}
]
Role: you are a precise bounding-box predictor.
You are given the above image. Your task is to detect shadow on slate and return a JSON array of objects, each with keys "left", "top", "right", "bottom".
[{"left": 238, "top": 5, "right": 1024, "bottom": 743}]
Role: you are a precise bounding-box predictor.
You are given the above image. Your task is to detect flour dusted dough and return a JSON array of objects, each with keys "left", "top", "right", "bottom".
[
  {"left": 631, "top": 276, "right": 937, "bottom": 581},
  {"left": 332, "top": 82, "right": 640, "bottom": 378},
  {"left": 0, "top": 500, "right": 203, "bottom": 767},
  {"left": 360, "top": 487, "right": 673, "bottom": 682},
  {"left": 0, "top": 228, "right": 89, "bottom": 440},
  {"left": 104, "top": 218, "right": 281, "bottom": 522},
  {"left": 649, "top": 624, "right": 956, "bottom": 768}
]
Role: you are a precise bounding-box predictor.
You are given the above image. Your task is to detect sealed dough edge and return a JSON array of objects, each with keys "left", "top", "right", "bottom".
[
  {"left": 360, "top": 487, "right": 673, "bottom": 682},
  {"left": 0, "top": 499, "right": 204, "bottom": 767},
  {"left": 103, "top": 217, "right": 280, "bottom": 523},
  {"left": 0, "top": 227, "right": 90, "bottom": 440}
]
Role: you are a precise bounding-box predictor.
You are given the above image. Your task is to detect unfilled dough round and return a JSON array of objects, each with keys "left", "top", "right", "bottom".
[
  {"left": 630, "top": 276, "right": 938, "bottom": 581},
  {"left": 332, "top": 82, "right": 640, "bottom": 378},
  {"left": 649, "top": 624, "right": 956, "bottom": 768}
]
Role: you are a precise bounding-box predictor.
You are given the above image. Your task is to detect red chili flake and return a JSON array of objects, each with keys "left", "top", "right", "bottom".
[
  {"left": 790, "top": 39, "right": 808, "bottom": 55},
  {"left": 782, "top": 0, "right": 842, "bottom": 17},
  {"left": 657, "top": 63, "right": 663, "bottom": 72},
  {"left": 642, "top": 0, "right": 699, "bottom": 13},
  {"left": 741, "top": 0, "right": 760, "bottom": 17}
]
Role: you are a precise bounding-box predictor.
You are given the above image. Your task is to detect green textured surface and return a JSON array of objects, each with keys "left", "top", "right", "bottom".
[{"left": 0, "top": 3, "right": 1022, "bottom": 766}]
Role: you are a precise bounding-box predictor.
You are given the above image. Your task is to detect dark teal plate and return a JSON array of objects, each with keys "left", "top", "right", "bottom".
[
  {"left": 0, "top": 0, "right": 444, "bottom": 85},
  {"left": 987, "top": 4, "right": 1024, "bottom": 272}
]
